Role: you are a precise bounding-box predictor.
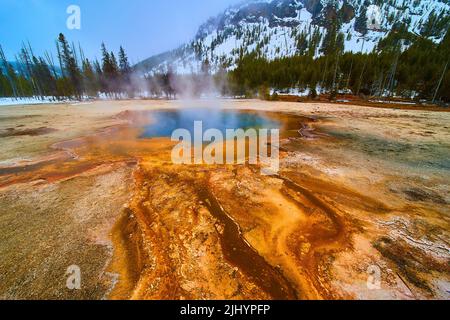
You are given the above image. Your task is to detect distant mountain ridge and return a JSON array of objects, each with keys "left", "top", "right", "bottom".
[
  {"left": 136, "top": 0, "right": 450, "bottom": 74},
  {"left": 1, "top": 61, "right": 62, "bottom": 76}
]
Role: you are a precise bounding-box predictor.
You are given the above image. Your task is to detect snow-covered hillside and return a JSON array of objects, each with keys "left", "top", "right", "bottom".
[{"left": 136, "top": 0, "right": 450, "bottom": 74}]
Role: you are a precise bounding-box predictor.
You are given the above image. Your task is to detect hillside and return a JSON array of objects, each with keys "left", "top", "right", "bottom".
[{"left": 135, "top": 0, "right": 450, "bottom": 75}]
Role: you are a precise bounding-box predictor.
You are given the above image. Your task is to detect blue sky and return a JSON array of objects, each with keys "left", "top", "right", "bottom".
[{"left": 0, "top": 0, "right": 242, "bottom": 63}]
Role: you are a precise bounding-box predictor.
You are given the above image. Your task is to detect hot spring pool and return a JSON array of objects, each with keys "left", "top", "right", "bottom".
[{"left": 139, "top": 109, "right": 281, "bottom": 138}]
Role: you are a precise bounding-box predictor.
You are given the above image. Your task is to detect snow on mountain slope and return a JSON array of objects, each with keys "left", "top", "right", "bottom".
[{"left": 136, "top": 0, "right": 450, "bottom": 74}]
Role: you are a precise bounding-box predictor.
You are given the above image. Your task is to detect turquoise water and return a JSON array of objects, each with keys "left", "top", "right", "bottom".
[{"left": 139, "top": 109, "right": 280, "bottom": 138}]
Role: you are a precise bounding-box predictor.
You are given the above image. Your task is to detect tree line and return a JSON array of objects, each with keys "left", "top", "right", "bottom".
[
  {"left": 0, "top": 33, "right": 133, "bottom": 100},
  {"left": 227, "top": 24, "right": 450, "bottom": 103},
  {"left": 1, "top": 24, "right": 449, "bottom": 104}
]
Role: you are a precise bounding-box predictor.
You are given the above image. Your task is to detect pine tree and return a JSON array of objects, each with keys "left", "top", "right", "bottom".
[
  {"left": 118, "top": 46, "right": 133, "bottom": 96},
  {"left": 110, "top": 52, "right": 119, "bottom": 75},
  {"left": 82, "top": 58, "right": 98, "bottom": 97},
  {"left": 354, "top": 7, "right": 368, "bottom": 35},
  {"left": 118, "top": 46, "right": 131, "bottom": 75},
  {"left": 0, "top": 65, "right": 13, "bottom": 97},
  {"left": 101, "top": 43, "right": 114, "bottom": 94},
  {"left": 296, "top": 31, "right": 308, "bottom": 56},
  {"left": 0, "top": 45, "right": 19, "bottom": 97},
  {"left": 57, "top": 33, "right": 82, "bottom": 97},
  {"left": 109, "top": 52, "right": 119, "bottom": 95}
]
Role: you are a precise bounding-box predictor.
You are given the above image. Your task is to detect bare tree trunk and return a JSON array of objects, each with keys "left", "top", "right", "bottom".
[{"left": 432, "top": 60, "right": 448, "bottom": 104}]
